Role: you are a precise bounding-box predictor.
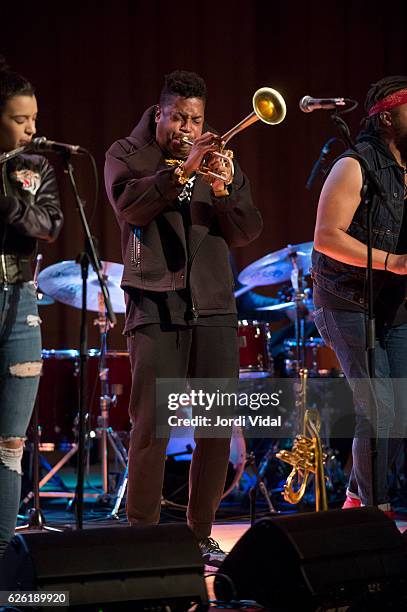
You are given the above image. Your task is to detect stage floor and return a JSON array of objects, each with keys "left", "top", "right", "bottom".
[{"left": 16, "top": 449, "right": 407, "bottom": 609}]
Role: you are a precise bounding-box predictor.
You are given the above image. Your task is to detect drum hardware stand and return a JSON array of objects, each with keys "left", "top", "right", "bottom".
[
  {"left": 246, "top": 451, "right": 278, "bottom": 525},
  {"left": 22, "top": 402, "right": 98, "bottom": 501},
  {"left": 93, "top": 308, "right": 128, "bottom": 506},
  {"left": 108, "top": 464, "right": 128, "bottom": 519},
  {"left": 23, "top": 431, "right": 100, "bottom": 502},
  {"left": 108, "top": 445, "right": 194, "bottom": 519},
  {"left": 16, "top": 399, "right": 64, "bottom": 533},
  {"left": 289, "top": 252, "right": 307, "bottom": 374}
]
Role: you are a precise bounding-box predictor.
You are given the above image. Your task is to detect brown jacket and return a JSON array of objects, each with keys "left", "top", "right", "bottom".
[{"left": 104, "top": 106, "right": 263, "bottom": 316}]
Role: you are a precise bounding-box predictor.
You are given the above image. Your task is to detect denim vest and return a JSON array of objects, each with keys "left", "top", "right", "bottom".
[{"left": 311, "top": 140, "right": 405, "bottom": 308}]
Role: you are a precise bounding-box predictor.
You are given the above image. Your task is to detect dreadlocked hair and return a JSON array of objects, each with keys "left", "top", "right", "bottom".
[
  {"left": 159, "top": 70, "right": 207, "bottom": 107},
  {"left": 0, "top": 55, "right": 35, "bottom": 114},
  {"left": 362, "top": 75, "right": 407, "bottom": 134}
]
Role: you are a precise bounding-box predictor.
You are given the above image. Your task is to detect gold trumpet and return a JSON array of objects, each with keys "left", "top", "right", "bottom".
[
  {"left": 182, "top": 86, "right": 286, "bottom": 185},
  {"left": 277, "top": 368, "right": 328, "bottom": 512}
]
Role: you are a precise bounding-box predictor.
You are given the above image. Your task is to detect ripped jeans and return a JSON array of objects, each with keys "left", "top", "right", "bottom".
[{"left": 0, "top": 283, "right": 42, "bottom": 557}]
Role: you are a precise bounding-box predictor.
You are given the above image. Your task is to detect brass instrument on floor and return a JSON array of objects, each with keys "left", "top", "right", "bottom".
[
  {"left": 277, "top": 368, "right": 328, "bottom": 512},
  {"left": 182, "top": 86, "right": 287, "bottom": 185}
]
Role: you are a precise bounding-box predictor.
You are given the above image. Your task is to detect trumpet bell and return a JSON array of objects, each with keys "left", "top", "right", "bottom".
[
  {"left": 221, "top": 85, "right": 286, "bottom": 145},
  {"left": 253, "top": 87, "right": 287, "bottom": 125}
]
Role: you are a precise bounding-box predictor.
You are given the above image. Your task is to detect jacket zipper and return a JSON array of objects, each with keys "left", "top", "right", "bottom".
[
  {"left": 190, "top": 291, "right": 198, "bottom": 319},
  {"left": 1, "top": 163, "right": 9, "bottom": 289},
  {"left": 132, "top": 227, "right": 142, "bottom": 267}
]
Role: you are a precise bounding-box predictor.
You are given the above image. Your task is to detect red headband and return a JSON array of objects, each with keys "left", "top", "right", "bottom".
[{"left": 368, "top": 87, "right": 407, "bottom": 116}]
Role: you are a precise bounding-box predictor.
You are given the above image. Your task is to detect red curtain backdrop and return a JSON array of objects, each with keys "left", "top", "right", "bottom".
[{"left": 1, "top": 0, "right": 406, "bottom": 349}]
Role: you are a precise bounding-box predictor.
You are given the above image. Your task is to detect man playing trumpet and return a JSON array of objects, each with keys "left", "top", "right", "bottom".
[{"left": 104, "top": 70, "right": 262, "bottom": 565}]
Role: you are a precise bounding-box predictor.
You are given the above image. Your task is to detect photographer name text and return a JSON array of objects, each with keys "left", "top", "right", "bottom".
[{"left": 168, "top": 414, "right": 282, "bottom": 428}]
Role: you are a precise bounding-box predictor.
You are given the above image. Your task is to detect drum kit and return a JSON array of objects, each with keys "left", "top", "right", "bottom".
[
  {"left": 26, "top": 240, "right": 341, "bottom": 515},
  {"left": 236, "top": 240, "right": 341, "bottom": 379}
]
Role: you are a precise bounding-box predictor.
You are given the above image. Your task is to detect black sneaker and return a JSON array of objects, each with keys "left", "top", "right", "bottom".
[{"left": 198, "top": 536, "right": 226, "bottom": 567}]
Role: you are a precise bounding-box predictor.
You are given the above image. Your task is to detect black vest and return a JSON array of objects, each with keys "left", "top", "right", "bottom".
[{"left": 311, "top": 140, "right": 405, "bottom": 308}]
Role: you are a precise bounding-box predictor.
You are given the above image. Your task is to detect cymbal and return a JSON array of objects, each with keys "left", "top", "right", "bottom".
[
  {"left": 38, "top": 260, "right": 125, "bottom": 313},
  {"left": 238, "top": 242, "right": 313, "bottom": 287},
  {"left": 256, "top": 298, "right": 314, "bottom": 313}
]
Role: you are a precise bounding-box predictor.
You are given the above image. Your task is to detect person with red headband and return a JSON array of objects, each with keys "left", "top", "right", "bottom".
[{"left": 311, "top": 76, "right": 407, "bottom": 513}]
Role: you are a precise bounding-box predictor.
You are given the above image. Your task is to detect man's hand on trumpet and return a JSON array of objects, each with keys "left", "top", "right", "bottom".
[
  {"left": 182, "top": 132, "right": 220, "bottom": 177},
  {"left": 204, "top": 151, "right": 233, "bottom": 192}
]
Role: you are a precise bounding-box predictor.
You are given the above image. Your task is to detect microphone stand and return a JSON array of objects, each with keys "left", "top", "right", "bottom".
[
  {"left": 305, "top": 137, "right": 338, "bottom": 190},
  {"left": 61, "top": 150, "right": 116, "bottom": 529},
  {"left": 330, "top": 112, "right": 389, "bottom": 506},
  {"left": 0, "top": 144, "right": 29, "bottom": 164}
]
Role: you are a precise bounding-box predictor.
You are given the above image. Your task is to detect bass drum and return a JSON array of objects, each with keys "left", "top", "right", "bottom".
[
  {"left": 37, "top": 349, "right": 132, "bottom": 450},
  {"left": 163, "top": 426, "right": 246, "bottom": 508},
  {"left": 38, "top": 349, "right": 80, "bottom": 449}
]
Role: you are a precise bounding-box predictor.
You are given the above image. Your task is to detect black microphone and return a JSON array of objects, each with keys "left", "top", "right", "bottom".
[
  {"left": 31, "top": 136, "right": 85, "bottom": 154},
  {"left": 299, "top": 96, "right": 346, "bottom": 113},
  {"left": 305, "top": 137, "right": 337, "bottom": 190}
]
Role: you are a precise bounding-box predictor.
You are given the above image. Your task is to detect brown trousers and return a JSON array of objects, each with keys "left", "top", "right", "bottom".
[{"left": 126, "top": 324, "right": 239, "bottom": 539}]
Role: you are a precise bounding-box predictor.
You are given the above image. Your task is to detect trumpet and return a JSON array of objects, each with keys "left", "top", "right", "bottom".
[
  {"left": 277, "top": 368, "right": 328, "bottom": 512},
  {"left": 182, "top": 86, "right": 286, "bottom": 185},
  {"left": 181, "top": 136, "right": 235, "bottom": 184}
]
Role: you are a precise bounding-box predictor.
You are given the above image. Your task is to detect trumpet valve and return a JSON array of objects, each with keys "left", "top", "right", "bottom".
[{"left": 277, "top": 436, "right": 317, "bottom": 473}]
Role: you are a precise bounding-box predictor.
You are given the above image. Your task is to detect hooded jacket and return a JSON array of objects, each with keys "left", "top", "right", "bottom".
[
  {"left": 0, "top": 153, "right": 63, "bottom": 283},
  {"left": 104, "top": 106, "right": 263, "bottom": 316}
]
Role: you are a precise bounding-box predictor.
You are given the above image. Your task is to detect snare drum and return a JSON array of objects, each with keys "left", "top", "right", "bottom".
[
  {"left": 238, "top": 320, "right": 272, "bottom": 379},
  {"left": 284, "top": 338, "right": 342, "bottom": 376}
]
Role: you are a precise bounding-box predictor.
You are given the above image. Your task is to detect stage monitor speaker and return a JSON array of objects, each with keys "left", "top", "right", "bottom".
[
  {"left": 214, "top": 507, "right": 407, "bottom": 611},
  {"left": 1, "top": 524, "right": 208, "bottom": 611}
]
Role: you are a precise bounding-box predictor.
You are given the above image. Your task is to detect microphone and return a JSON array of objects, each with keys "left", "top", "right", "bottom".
[
  {"left": 31, "top": 136, "right": 85, "bottom": 154},
  {"left": 299, "top": 96, "right": 346, "bottom": 113},
  {"left": 305, "top": 137, "right": 337, "bottom": 190}
]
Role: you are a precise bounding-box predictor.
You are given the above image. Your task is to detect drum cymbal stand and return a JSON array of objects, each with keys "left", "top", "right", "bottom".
[
  {"left": 247, "top": 450, "right": 278, "bottom": 524},
  {"left": 108, "top": 442, "right": 194, "bottom": 519},
  {"left": 93, "top": 303, "right": 128, "bottom": 502},
  {"left": 289, "top": 252, "right": 308, "bottom": 374}
]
